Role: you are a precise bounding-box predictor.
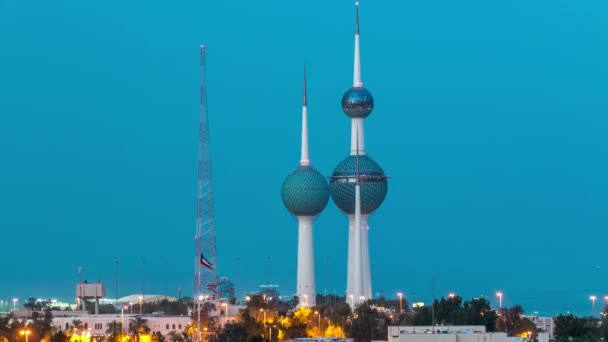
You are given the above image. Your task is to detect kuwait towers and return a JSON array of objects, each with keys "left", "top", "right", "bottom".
[
  {"left": 329, "top": 2, "right": 388, "bottom": 306},
  {"left": 281, "top": 69, "right": 330, "bottom": 307}
]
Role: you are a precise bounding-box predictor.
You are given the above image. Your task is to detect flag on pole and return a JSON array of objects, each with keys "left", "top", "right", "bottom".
[{"left": 200, "top": 253, "right": 214, "bottom": 270}]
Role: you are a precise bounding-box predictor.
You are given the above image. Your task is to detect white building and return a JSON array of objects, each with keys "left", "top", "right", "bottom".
[
  {"left": 14, "top": 311, "right": 192, "bottom": 337},
  {"left": 522, "top": 315, "right": 554, "bottom": 340},
  {"left": 388, "top": 326, "right": 507, "bottom": 342}
]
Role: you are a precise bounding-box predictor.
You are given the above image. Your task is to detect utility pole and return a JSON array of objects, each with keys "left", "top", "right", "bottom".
[{"left": 114, "top": 260, "right": 119, "bottom": 301}]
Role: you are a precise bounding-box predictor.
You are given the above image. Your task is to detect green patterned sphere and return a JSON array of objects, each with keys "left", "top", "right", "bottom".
[
  {"left": 281, "top": 165, "right": 330, "bottom": 217},
  {"left": 329, "top": 155, "right": 388, "bottom": 214}
]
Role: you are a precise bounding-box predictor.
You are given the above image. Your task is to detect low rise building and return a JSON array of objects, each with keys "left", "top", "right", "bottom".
[{"left": 388, "top": 326, "right": 507, "bottom": 342}]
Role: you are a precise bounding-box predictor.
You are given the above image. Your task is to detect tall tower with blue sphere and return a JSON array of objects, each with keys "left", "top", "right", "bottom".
[
  {"left": 281, "top": 69, "right": 330, "bottom": 307},
  {"left": 330, "top": 1, "right": 388, "bottom": 307}
]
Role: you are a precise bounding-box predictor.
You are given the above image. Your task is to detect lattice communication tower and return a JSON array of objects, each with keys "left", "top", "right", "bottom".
[{"left": 195, "top": 45, "right": 219, "bottom": 298}]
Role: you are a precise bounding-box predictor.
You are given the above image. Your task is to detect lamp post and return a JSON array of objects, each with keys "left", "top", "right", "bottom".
[
  {"left": 315, "top": 311, "right": 321, "bottom": 332},
  {"left": 121, "top": 305, "right": 128, "bottom": 335},
  {"left": 590, "top": 295, "right": 597, "bottom": 315},
  {"left": 12, "top": 298, "right": 18, "bottom": 312},
  {"left": 138, "top": 295, "right": 143, "bottom": 315},
  {"left": 198, "top": 295, "right": 204, "bottom": 342},
  {"left": 19, "top": 329, "right": 31, "bottom": 342},
  {"left": 349, "top": 295, "right": 354, "bottom": 310},
  {"left": 496, "top": 292, "right": 503, "bottom": 310},
  {"left": 448, "top": 293, "right": 455, "bottom": 299},
  {"left": 397, "top": 292, "right": 403, "bottom": 314},
  {"left": 129, "top": 302, "right": 133, "bottom": 314}
]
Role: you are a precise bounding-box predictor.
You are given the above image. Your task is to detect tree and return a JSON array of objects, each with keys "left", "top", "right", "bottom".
[
  {"left": 129, "top": 316, "right": 150, "bottom": 334},
  {"left": 106, "top": 320, "right": 122, "bottom": 337},
  {"left": 554, "top": 314, "right": 600, "bottom": 341},
  {"left": 218, "top": 322, "right": 248, "bottom": 342},
  {"left": 70, "top": 319, "right": 84, "bottom": 331},
  {"left": 30, "top": 310, "right": 54, "bottom": 341},
  {"left": 351, "top": 301, "right": 378, "bottom": 342},
  {"left": 50, "top": 330, "right": 69, "bottom": 342}
]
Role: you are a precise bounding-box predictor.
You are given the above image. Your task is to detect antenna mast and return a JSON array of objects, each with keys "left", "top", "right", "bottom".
[{"left": 195, "top": 45, "right": 219, "bottom": 298}]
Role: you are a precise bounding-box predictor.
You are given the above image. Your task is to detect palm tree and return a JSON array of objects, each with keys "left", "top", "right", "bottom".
[
  {"left": 70, "top": 319, "right": 84, "bottom": 331},
  {"left": 106, "top": 321, "right": 122, "bottom": 336},
  {"left": 129, "top": 316, "right": 150, "bottom": 334}
]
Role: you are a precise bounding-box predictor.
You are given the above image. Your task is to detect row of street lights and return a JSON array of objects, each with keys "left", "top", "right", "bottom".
[{"left": 589, "top": 295, "right": 608, "bottom": 314}]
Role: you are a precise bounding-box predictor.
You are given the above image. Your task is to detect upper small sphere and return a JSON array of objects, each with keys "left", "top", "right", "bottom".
[
  {"left": 342, "top": 87, "right": 374, "bottom": 119},
  {"left": 281, "top": 165, "right": 330, "bottom": 217}
]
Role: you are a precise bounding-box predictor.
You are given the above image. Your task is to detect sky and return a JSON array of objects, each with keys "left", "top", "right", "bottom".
[{"left": 0, "top": 0, "right": 607, "bottom": 317}]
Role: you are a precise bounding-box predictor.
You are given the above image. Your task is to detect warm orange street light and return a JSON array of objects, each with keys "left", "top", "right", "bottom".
[
  {"left": 19, "top": 329, "right": 31, "bottom": 342},
  {"left": 315, "top": 311, "right": 321, "bottom": 332}
]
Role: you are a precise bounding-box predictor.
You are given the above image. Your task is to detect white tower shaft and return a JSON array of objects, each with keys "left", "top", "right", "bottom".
[
  {"left": 297, "top": 216, "right": 316, "bottom": 307},
  {"left": 361, "top": 217, "right": 372, "bottom": 299},
  {"left": 347, "top": 214, "right": 370, "bottom": 305},
  {"left": 350, "top": 119, "right": 366, "bottom": 155}
]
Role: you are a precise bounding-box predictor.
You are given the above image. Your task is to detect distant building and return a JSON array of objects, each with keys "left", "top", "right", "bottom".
[
  {"left": 13, "top": 311, "right": 191, "bottom": 338},
  {"left": 522, "top": 315, "right": 554, "bottom": 340},
  {"left": 388, "top": 326, "right": 507, "bottom": 342}
]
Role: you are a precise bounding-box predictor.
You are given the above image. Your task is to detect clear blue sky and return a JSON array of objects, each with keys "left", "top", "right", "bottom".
[{"left": 1, "top": 0, "right": 607, "bottom": 317}]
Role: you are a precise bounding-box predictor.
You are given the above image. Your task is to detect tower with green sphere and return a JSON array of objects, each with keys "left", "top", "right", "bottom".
[
  {"left": 329, "top": 1, "right": 389, "bottom": 307},
  {"left": 281, "top": 69, "right": 330, "bottom": 307}
]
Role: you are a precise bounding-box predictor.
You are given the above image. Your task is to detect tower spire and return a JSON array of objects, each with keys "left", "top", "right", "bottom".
[
  {"left": 353, "top": 1, "right": 362, "bottom": 87},
  {"left": 300, "top": 66, "right": 310, "bottom": 166}
]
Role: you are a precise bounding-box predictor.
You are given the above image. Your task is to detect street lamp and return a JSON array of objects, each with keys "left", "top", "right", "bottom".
[
  {"left": 138, "top": 295, "right": 143, "bottom": 315},
  {"left": 19, "top": 329, "right": 31, "bottom": 342},
  {"left": 496, "top": 292, "right": 503, "bottom": 310},
  {"left": 349, "top": 295, "right": 354, "bottom": 310},
  {"left": 397, "top": 292, "right": 403, "bottom": 313},
  {"left": 448, "top": 293, "right": 455, "bottom": 299},
  {"left": 12, "top": 298, "right": 18, "bottom": 312},
  {"left": 315, "top": 311, "right": 321, "bottom": 332},
  {"left": 590, "top": 295, "right": 597, "bottom": 314},
  {"left": 129, "top": 302, "right": 133, "bottom": 314},
  {"left": 198, "top": 295, "right": 204, "bottom": 342},
  {"left": 121, "top": 305, "right": 128, "bottom": 335}
]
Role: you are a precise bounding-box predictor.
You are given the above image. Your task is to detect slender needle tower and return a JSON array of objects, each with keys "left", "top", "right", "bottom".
[
  {"left": 329, "top": 1, "right": 388, "bottom": 307},
  {"left": 281, "top": 68, "right": 330, "bottom": 307}
]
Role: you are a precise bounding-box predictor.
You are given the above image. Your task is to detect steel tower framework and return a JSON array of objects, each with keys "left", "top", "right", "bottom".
[{"left": 195, "top": 45, "right": 218, "bottom": 298}]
